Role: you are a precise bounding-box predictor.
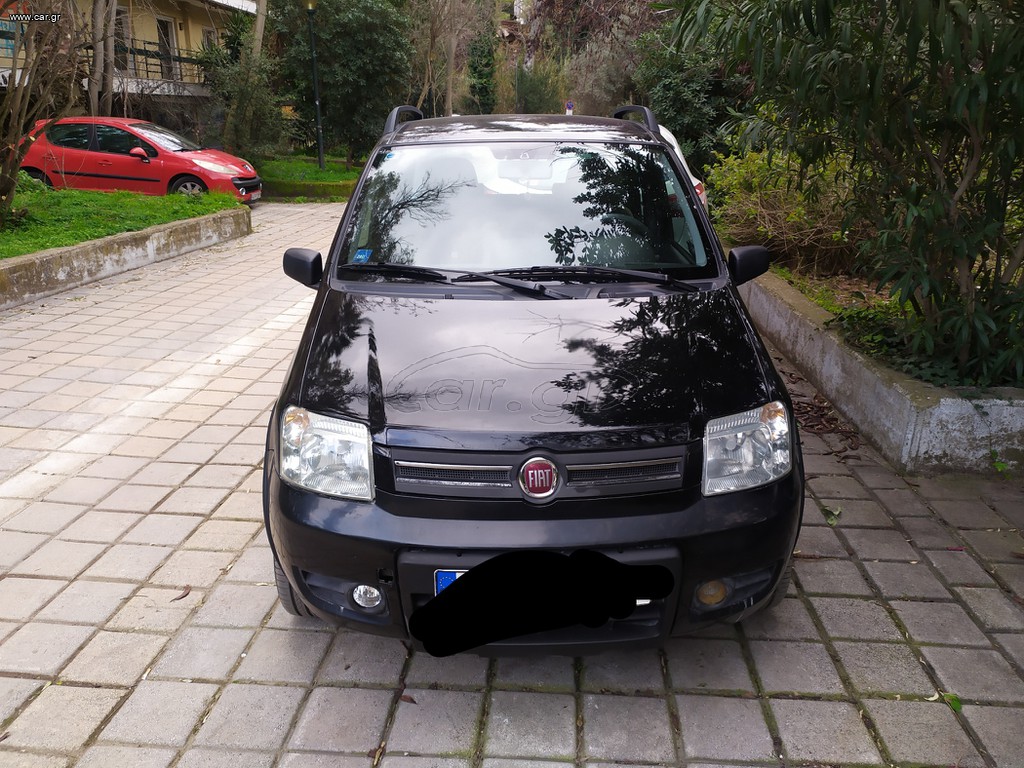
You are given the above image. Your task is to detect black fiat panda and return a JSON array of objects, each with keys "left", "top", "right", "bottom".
[{"left": 264, "top": 106, "right": 804, "bottom": 655}]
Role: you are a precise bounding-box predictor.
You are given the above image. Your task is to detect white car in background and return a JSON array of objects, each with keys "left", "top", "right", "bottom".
[{"left": 659, "top": 125, "right": 708, "bottom": 209}]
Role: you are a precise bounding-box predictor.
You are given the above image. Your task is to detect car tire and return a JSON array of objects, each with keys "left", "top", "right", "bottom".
[
  {"left": 169, "top": 175, "right": 207, "bottom": 196},
  {"left": 23, "top": 168, "right": 52, "bottom": 186},
  {"left": 273, "top": 556, "right": 315, "bottom": 617}
]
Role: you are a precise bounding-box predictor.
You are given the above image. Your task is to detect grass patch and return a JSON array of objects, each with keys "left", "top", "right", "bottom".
[
  {"left": 257, "top": 157, "right": 362, "bottom": 184},
  {"left": 1, "top": 176, "right": 240, "bottom": 260}
]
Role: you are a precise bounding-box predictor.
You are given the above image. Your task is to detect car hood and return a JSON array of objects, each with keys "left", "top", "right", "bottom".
[
  {"left": 186, "top": 149, "right": 255, "bottom": 175},
  {"left": 299, "top": 289, "right": 773, "bottom": 450}
]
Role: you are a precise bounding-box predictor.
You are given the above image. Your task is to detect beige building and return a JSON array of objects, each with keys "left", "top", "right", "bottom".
[{"left": 1, "top": 0, "right": 255, "bottom": 96}]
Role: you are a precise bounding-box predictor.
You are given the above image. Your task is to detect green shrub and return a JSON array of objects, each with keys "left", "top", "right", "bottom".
[
  {"left": 513, "top": 57, "right": 566, "bottom": 114},
  {"left": 708, "top": 148, "right": 869, "bottom": 275},
  {"left": 664, "top": 0, "right": 1024, "bottom": 387},
  {"left": 632, "top": 26, "right": 751, "bottom": 175},
  {"left": 197, "top": 20, "right": 287, "bottom": 157}
]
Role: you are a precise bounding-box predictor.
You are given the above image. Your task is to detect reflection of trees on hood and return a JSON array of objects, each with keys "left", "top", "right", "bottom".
[
  {"left": 303, "top": 293, "right": 365, "bottom": 409},
  {"left": 304, "top": 295, "right": 438, "bottom": 425},
  {"left": 552, "top": 293, "right": 768, "bottom": 429},
  {"left": 351, "top": 171, "right": 469, "bottom": 264},
  {"left": 545, "top": 145, "right": 673, "bottom": 267}
]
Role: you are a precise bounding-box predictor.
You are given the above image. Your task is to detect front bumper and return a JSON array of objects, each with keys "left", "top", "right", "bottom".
[
  {"left": 264, "top": 447, "right": 803, "bottom": 654},
  {"left": 231, "top": 175, "right": 262, "bottom": 201}
]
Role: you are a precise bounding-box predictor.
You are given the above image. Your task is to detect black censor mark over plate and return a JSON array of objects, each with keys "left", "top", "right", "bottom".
[{"left": 409, "top": 550, "right": 674, "bottom": 656}]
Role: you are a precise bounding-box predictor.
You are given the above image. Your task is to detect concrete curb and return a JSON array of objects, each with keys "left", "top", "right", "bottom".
[
  {"left": 0, "top": 206, "right": 251, "bottom": 312},
  {"left": 739, "top": 271, "right": 1024, "bottom": 474}
]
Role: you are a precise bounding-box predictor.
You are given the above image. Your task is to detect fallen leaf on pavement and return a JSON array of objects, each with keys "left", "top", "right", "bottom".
[
  {"left": 171, "top": 586, "right": 191, "bottom": 602},
  {"left": 942, "top": 692, "right": 963, "bottom": 712},
  {"left": 400, "top": 694, "right": 417, "bottom": 704},
  {"left": 822, "top": 504, "right": 842, "bottom": 527}
]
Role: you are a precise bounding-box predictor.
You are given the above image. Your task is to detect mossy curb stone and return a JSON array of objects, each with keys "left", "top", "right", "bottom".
[
  {"left": 739, "top": 272, "right": 1024, "bottom": 474},
  {"left": 0, "top": 207, "right": 251, "bottom": 312}
]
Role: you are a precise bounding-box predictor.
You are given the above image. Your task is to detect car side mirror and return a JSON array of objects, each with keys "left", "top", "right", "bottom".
[
  {"left": 129, "top": 146, "right": 150, "bottom": 163},
  {"left": 284, "top": 248, "right": 323, "bottom": 287},
  {"left": 727, "top": 245, "right": 771, "bottom": 286}
]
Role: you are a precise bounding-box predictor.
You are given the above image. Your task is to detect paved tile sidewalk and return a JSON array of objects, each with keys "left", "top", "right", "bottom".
[{"left": 0, "top": 203, "right": 1022, "bottom": 767}]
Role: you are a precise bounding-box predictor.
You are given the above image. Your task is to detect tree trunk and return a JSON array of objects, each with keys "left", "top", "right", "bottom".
[
  {"left": 88, "top": 0, "right": 107, "bottom": 114},
  {"left": 252, "top": 0, "right": 268, "bottom": 59},
  {"left": 100, "top": 0, "right": 117, "bottom": 115},
  {"left": 445, "top": 23, "right": 456, "bottom": 115}
]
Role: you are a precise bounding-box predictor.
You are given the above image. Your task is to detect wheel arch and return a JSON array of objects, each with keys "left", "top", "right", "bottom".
[{"left": 167, "top": 173, "right": 207, "bottom": 194}]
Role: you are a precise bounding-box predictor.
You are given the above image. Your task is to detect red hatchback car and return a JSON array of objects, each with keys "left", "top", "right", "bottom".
[{"left": 20, "top": 117, "right": 262, "bottom": 202}]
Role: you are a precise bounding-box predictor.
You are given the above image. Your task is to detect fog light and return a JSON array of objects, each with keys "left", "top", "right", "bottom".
[
  {"left": 696, "top": 580, "right": 729, "bottom": 606},
  {"left": 352, "top": 584, "right": 382, "bottom": 608}
]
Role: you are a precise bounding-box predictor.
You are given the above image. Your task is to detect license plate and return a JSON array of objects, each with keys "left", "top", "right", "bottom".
[
  {"left": 249, "top": 189, "right": 261, "bottom": 201},
  {"left": 434, "top": 569, "right": 466, "bottom": 595}
]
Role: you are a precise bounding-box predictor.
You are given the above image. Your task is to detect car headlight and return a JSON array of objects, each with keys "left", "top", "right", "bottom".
[
  {"left": 192, "top": 158, "right": 237, "bottom": 174},
  {"left": 702, "top": 401, "right": 791, "bottom": 495},
  {"left": 279, "top": 406, "right": 374, "bottom": 500}
]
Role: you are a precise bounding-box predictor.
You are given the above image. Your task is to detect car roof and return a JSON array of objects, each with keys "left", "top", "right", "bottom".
[
  {"left": 386, "top": 114, "right": 663, "bottom": 146},
  {"left": 36, "top": 117, "right": 150, "bottom": 127}
]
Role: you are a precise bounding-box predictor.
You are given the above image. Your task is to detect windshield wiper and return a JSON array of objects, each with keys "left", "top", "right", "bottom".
[
  {"left": 337, "top": 263, "right": 452, "bottom": 283},
  {"left": 454, "top": 265, "right": 700, "bottom": 292},
  {"left": 455, "top": 270, "right": 573, "bottom": 299},
  {"left": 337, "top": 263, "right": 570, "bottom": 299}
]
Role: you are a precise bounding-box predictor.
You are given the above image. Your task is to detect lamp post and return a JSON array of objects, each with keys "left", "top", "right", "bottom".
[{"left": 306, "top": 0, "right": 325, "bottom": 170}]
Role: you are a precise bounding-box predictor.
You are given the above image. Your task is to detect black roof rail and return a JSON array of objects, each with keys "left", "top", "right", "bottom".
[
  {"left": 611, "top": 105, "right": 659, "bottom": 133},
  {"left": 384, "top": 105, "right": 424, "bottom": 134}
]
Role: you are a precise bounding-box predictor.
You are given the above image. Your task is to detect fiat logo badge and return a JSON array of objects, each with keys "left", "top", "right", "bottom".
[{"left": 519, "top": 457, "right": 558, "bottom": 499}]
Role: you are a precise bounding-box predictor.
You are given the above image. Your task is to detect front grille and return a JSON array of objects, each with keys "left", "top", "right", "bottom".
[
  {"left": 391, "top": 448, "right": 686, "bottom": 499},
  {"left": 566, "top": 458, "right": 680, "bottom": 485},
  {"left": 395, "top": 461, "right": 513, "bottom": 487},
  {"left": 231, "top": 175, "right": 262, "bottom": 193}
]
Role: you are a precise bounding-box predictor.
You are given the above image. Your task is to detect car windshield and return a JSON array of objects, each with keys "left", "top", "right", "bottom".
[
  {"left": 339, "top": 142, "right": 714, "bottom": 276},
  {"left": 129, "top": 122, "right": 201, "bottom": 152}
]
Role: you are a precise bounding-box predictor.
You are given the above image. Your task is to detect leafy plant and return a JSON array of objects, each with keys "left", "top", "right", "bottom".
[
  {"left": 466, "top": 32, "right": 497, "bottom": 114},
  {"left": 272, "top": 0, "right": 413, "bottom": 166},
  {"left": 709, "top": 147, "right": 870, "bottom": 275},
  {"left": 512, "top": 56, "right": 566, "bottom": 114},
  {"left": 661, "top": 0, "right": 1024, "bottom": 387},
  {"left": 632, "top": 25, "right": 751, "bottom": 176},
  {"left": 990, "top": 450, "right": 1010, "bottom": 475},
  {"left": 197, "top": 23, "right": 286, "bottom": 157}
]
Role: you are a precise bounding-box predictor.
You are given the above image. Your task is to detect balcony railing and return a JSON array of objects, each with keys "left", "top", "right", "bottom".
[{"left": 112, "top": 38, "right": 203, "bottom": 84}]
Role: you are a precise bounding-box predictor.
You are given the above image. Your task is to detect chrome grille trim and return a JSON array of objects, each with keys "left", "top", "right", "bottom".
[
  {"left": 565, "top": 458, "right": 681, "bottom": 485},
  {"left": 394, "top": 460, "right": 514, "bottom": 488},
  {"left": 393, "top": 456, "right": 681, "bottom": 492}
]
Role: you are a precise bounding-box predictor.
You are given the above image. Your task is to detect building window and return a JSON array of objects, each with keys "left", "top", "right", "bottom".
[
  {"left": 202, "top": 27, "right": 218, "bottom": 50},
  {"left": 155, "top": 17, "right": 177, "bottom": 79},
  {"left": 1, "top": 20, "right": 17, "bottom": 57}
]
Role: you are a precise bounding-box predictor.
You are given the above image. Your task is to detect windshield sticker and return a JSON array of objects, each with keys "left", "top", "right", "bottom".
[{"left": 353, "top": 249, "right": 372, "bottom": 263}]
